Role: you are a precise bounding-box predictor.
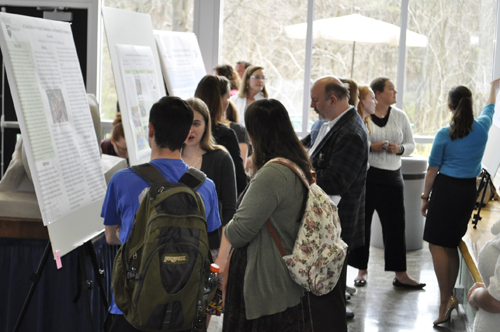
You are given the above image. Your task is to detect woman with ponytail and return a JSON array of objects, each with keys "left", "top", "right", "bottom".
[{"left": 422, "top": 79, "right": 500, "bottom": 326}]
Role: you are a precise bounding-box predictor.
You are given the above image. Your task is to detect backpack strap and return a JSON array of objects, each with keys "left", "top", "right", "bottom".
[
  {"left": 179, "top": 167, "right": 206, "bottom": 190},
  {"left": 131, "top": 163, "right": 167, "bottom": 186}
]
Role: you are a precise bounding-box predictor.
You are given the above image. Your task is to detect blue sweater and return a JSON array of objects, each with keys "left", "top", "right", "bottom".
[{"left": 429, "top": 103, "right": 494, "bottom": 178}]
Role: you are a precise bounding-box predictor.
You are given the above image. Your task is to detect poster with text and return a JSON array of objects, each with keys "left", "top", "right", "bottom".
[
  {"left": 0, "top": 13, "right": 106, "bottom": 226},
  {"left": 154, "top": 30, "right": 206, "bottom": 99},
  {"left": 115, "top": 44, "right": 161, "bottom": 162}
]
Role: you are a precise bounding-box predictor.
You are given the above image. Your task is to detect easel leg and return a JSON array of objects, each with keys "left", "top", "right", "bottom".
[{"left": 13, "top": 241, "right": 52, "bottom": 332}]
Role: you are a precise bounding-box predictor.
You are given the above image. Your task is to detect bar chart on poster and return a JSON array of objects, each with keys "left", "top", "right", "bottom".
[{"left": 0, "top": 12, "right": 107, "bottom": 257}]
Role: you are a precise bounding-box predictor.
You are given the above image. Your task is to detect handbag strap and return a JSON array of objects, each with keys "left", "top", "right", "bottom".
[
  {"left": 266, "top": 220, "right": 287, "bottom": 257},
  {"left": 266, "top": 158, "right": 310, "bottom": 188}
]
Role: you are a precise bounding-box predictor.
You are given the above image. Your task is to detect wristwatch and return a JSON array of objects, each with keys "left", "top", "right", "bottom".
[{"left": 421, "top": 193, "right": 429, "bottom": 201}]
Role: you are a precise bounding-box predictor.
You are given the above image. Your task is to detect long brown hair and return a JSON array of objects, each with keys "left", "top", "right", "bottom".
[
  {"left": 225, "top": 100, "right": 239, "bottom": 123},
  {"left": 245, "top": 99, "right": 313, "bottom": 184},
  {"left": 185, "top": 98, "right": 223, "bottom": 152},
  {"left": 448, "top": 85, "right": 474, "bottom": 140},
  {"left": 195, "top": 75, "right": 230, "bottom": 129}
]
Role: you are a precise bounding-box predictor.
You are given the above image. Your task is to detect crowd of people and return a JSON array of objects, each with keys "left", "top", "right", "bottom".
[{"left": 101, "top": 60, "right": 500, "bottom": 332}]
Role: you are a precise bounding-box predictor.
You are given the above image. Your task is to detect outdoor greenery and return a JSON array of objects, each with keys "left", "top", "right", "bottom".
[{"left": 100, "top": 0, "right": 496, "bottom": 146}]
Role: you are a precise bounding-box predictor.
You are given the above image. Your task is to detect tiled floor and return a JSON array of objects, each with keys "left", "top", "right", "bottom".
[
  {"left": 208, "top": 242, "right": 469, "bottom": 332},
  {"left": 345, "top": 243, "right": 467, "bottom": 332}
]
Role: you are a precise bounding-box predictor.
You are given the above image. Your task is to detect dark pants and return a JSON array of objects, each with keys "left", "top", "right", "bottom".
[
  {"left": 107, "top": 314, "right": 204, "bottom": 332},
  {"left": 309, "top": 259, "right": 348, "bottom": 332},
  {"left": 349, "top": 180, "right": 407, "bottom": 271}
]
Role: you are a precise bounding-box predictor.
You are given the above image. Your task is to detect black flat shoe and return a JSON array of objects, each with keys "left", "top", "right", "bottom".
[
  {"left": 393, "top": 278, "right": 426, "bottom": 289},
  {"left": 354, "top": 279, "right": 366, "bottom": 287},
  {"left": 346, "top": 311, "right": 354, "bottom": 320}
]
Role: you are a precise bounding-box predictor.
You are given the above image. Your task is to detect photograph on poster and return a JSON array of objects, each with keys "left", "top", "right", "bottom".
[{"left": 46, "top": 89, "right": 69, "bottom": 124}]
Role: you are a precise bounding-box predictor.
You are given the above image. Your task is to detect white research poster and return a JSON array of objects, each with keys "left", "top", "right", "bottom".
[
  {"left": 115, "top": 44, "right": 161, "bottom": 162},
  {"left": 154, "top": 30, "right": 206, "bottom": 99},
  {"left": 0, "top": 13, "right": 106, "bottom": 226}
]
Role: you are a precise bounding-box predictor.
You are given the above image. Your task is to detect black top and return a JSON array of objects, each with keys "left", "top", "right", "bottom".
[
  {"left": 212, "top": 123, "right": 248, "bottom": 195},
  {"left": 370, "top": 107, "right": 391, "bottom": 127},
  {"left": 101, "top": 139, "right": 117, "bottom": 156},
  {"left": 229, "top": 122, "right": 249, "bottom": 145},
  {"left": 201, "top": 149, "right": 237, "bottom": 249}
]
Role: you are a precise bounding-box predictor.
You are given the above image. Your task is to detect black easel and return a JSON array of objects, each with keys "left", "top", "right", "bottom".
[
  {"left": 472, "top": 168, "right": 491, "bottom": 229},
  {"left": 13, "top": 240, "right": 109, "bottom": 332}
]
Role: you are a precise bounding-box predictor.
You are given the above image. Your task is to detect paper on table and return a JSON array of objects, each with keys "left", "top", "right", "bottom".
[
  {"left": 154, "top": 30, "right": 206, "bottom": 99},
  {"left": 0, "top": 13, "right": 106, "bottom": 226},
  {"left": 115, "top": 44, "right": 161, "bottom": 162}
]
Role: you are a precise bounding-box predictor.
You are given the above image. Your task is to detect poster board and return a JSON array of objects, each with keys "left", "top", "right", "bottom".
[
  {"left": 102, "top": 7, "right": 166, "bottom": 166},
  {"left": 482, "top": 98, "right": 500, "bottom": 180},
  {"left": 154, "top": 30, "right": 206, "bottom": 99},
  {"left": 0, "top": 13, "right": 107, "bottom": 257}
]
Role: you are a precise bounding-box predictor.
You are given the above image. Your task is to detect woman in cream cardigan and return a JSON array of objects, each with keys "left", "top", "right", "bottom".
[{"left": 349, "top": 77, "right": 425, "bottom": 289}]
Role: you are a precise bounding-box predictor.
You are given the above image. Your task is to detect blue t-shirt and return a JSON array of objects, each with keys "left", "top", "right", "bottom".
[
  {"left": 429, "top": 103, "right": 494, "bottom": 178},
  {"left": 101, "top": 158, "right": 221, "bottom": 314}
]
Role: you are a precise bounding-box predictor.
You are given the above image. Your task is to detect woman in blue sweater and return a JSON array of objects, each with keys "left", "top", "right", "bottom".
[{"left": 422, "top": 79, "right": 500, "bottom": 326}]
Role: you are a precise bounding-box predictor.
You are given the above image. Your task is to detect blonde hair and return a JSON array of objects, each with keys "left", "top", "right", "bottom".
[
  {"left": 238, "top": 65, "right": 269, "bottom": 99},
  {"left": 185, "top": 98, "right": 224, "bottom": 152},
  {"left": 357, "top": 86, "right": 373, "bottom": 133}
]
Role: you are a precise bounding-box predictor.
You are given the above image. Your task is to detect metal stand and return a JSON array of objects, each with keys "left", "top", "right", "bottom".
[{"left": 472, "top": 169, "right": 491, "bottom": 229}]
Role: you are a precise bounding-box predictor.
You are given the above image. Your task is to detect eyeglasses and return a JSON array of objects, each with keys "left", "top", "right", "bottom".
[{"left": 250, "top": 75, "right": 267, "bottom": 81}]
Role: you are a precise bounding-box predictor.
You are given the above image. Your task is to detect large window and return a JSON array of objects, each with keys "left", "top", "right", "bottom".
[
  {"left": 311, "top": 0, "right": 402, "bottom": 122},
  {"left": 405, "top": 0, "right": 496, "bottom": 136},
  {"left": 100, "top": 0, "right": 194, "bottom": 120},
  {"left": 221, "top": 0, "right": 309, "bottom": 131}
]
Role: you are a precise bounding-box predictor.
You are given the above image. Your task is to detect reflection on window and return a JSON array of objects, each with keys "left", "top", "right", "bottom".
[
  {"left": 100, "top": 0, "right": 194, "bottom": 120},
  {"left": 406, "top": 0, "right": 496, "bottom": 137}
]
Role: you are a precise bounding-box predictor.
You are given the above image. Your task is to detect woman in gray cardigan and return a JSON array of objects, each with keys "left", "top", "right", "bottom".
[{"left": 222, "top": 99, "right": 313, "bottom": 331}]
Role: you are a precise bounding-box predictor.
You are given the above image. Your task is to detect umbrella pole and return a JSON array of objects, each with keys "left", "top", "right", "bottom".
[{"left": 350, "top": 41, "right": 356, "bottom": 78}]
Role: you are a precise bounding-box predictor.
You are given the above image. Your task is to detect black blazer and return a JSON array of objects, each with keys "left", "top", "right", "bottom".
[{"left": 310, "top": 108, "right": 368, "bottom": 250}]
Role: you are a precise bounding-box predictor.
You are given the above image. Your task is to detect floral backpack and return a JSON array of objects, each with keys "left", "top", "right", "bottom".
[{"left": 265, "top": 158, "right": 348, "bottom": 296}]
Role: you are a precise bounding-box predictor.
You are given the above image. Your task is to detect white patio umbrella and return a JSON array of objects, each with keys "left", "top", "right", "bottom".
[{"left": 285, "top": 14, "right": 428, "bottom": 77}]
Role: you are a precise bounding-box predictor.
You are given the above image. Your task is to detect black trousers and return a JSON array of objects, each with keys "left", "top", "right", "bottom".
[
  {"left": 309, "top": 258, "right": 347, "bottom": 332},
  {"left": 349, "top": 180, "right": 407, "bottom": 271}
]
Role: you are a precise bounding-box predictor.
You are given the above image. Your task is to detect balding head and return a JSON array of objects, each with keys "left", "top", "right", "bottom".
[{"left": 311, "top": 76, "right": 350, "bottom": 121}]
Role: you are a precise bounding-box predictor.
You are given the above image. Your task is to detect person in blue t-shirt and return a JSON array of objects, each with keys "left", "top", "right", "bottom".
[
  {"left": 421, "top": 79, "right": 500, "bottom": 327},
  {"left": 102, "top": 96, "right": 222, "bottom": 332}
]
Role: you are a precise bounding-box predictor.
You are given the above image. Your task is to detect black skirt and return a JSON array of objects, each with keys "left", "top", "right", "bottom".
[
  {"left": 423, "top": 173, "right": 477, "bottom": 248},
  {"left": 222, "top": 245, "right": 313, "bottom": 332}
]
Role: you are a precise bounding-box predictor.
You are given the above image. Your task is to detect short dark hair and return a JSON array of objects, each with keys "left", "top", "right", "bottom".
[
  {"left": 149, "top": 96, "right": 193, "bottom": 151},
  {"left": 245, "top": 99, "right": 313, "bottom": 184},
  {"left": 324, "top": 81, "right": 349, "bottom": 101},
  {"left": 236, "top": 61, "right": 251, "bottom": 69},
  {"left": 195, "top": 75, "right": 229, "bottom": 129},
  {"left": 214, "top": 64, "right": 241, "bottom": 91},
  {"left": 370, "top": 77, "right": 390, "bottom": 94}
]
